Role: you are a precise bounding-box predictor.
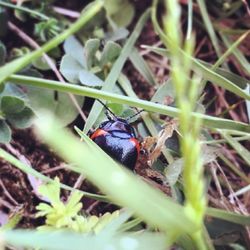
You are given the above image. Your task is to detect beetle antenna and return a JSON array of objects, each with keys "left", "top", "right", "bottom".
[
  {"left": 126, "top": 109, "right": 144, "bottom": 122},
  {"left": 97, "top": 99, "right": 117, "bottom": 120}
]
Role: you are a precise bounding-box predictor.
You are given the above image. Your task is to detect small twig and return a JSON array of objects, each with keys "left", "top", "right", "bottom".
[
  {"left": 53, "top": 6, "right": 80, "bottom": 18},
  {"left": 213, "top": 84, "right": 241, "bottom": 121},
  {"left": 72, "top": 174, "right": 86, "bottom": 190},
  {"left": 0, "top": 197, "right": 15, "bottom": 210},
  {"left": 66, "top": 174, "right": 86, "bottom": 202},
  {"left": 221, "top": 147, "right": 241, "bottom": 169},
  {"left": 242, "top": 0, "right": 250, "bottom": 16},
  {"left": 208, "top": 194, "right": 228, "bottom": 209},
  {"left": 5, "top": 143, "right": 31, "bottom": 166},
  {"left": 215, "top": 162, "right": 250, "bottom": 241},
  {"left": 215, "top": 161, "right": 244, "bottom": 211},
  {"left": 5, "top": 143, "right": 45, "bottom": 200},
  {"left": 0, "top": 179, "right": 19, "bottom": 206},
  {"left": 140, "top": 41, "right": 162, "bottom": 56},
  {"left": 195, "top": 36, "right": 207, "bottom": 56},
  {"left": 210, "top": 163, "right": 224, "bottom": 199},
  {"left": 145, "top": 54, "right": 170, "bottom": 70},
  {"left": 86, "top": 200, "right": 100, "bottom": 214},
  {"left": 41, "top": 164, "right": 67, "bottom": 174}
]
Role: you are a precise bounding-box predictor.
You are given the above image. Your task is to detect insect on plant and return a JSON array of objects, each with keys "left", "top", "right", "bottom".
[{"left": 89, "top": 100, "right": 143, "bottom": 170}]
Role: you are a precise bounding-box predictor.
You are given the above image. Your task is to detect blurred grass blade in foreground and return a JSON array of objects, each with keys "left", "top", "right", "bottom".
[{"left": 34, "top": 113, "right": 196, "bottom": 236}]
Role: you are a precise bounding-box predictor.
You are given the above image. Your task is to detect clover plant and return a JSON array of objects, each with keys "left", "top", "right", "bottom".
[{"left": 0, "top": 84, "right": 34, "bottom": 144}]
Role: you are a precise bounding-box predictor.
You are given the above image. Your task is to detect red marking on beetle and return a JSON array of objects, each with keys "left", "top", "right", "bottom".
[
  {"left": 90, "top": 129, "right": 107, "bottom": 140},
  {"left": 129, "top": 138, "right": 140, "bottom": 154}
]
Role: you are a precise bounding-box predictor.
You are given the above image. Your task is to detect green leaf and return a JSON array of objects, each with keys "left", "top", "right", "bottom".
[
  {"left": 63, "top": 36, "right": 86, "bottom": 68},
  {"left": 1, "top": 95, "right": 25, "bottom": 114},
  {"left": 165, "top": 146, "right": 218, "bottom": 185},
  {"left": 36, "top": 177, "right": 84, "bottom": 229},
  {"left": 60, "top": 55, "right": 82, "bottom": 83},
  {"left": 24, "top": 85, "right": 84, "bottom": 127},
  {"left": 108, "top": 102, "right": 124, "bottom": 116},
  {"left": 14, "top": 9, "right": 27, "bottom": 22},
  {"left": 32, "top": 56, "right": 53, "bottom": 71},
  {"left": 37, "top": 177, "right": 61, "bottom": 206},
  {"left": 7, "top": 106, "right": 35, "bottom": 129},
  {"left": 129, "top": 47, "right": 157, "bottom": 86},
  {"left": 0, "top": 40, "right": 6, "bottom": 66},
  {"left": 164, "top": 158, "right": 183, "bottom": 186},
  {"left": 100, "top": 41, "right": 122, "bottom": 67},
  {"left": 105, "top": 28, "right": 129, "bottom": 42},
  {"left": 151, "top": 79, "right": 175, "bottom": 103},
  {"left": 104, "top": 0, "right": 135, "bottom": 27},
  {"left": 79, "top": 69, "right": 104, "bottom": 87},
  {"left": 83, "top": 9, "right": 150, "bottom": 133},
  {"left": 0, "top": 120, "right": 11, "bottom": 143},
  {"left": 1, "top": 83, "right": 27, "bottom": 100},
  {"left": 206, "top": 207, "right": 250, "bottom": 226},
  {"left": 85, "top": 38, "right": 100, "bottom": 69}
]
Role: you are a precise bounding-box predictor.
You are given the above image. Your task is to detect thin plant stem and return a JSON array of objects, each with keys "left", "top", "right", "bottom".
[
  {"left": 0, "top": 1, "right": 50, "bottom": 20},
  {"left": 7, "top": 74, "right": 250, "bottom": 133}
]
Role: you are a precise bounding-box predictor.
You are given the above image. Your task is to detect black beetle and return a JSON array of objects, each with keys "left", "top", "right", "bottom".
[{"left": 90, "top": 101, "right": 141, "bottom": 170}]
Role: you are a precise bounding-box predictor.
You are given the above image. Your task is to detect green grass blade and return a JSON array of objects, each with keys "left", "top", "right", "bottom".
[
  {"left": 142, "top": 45, "right": 248, "bottom": 89},
  {"left": 220, "top": 32, "right": 250, "bottom": 75},
  {"left": 8, "top": 74, "right": 250, "bottom": 133},
  {"left": 129, "top": 47, "right": 157, "bottom": 85},
  {"left": 142, "top": 45, "right": 250, "bottom": 97},
  {"left": 118, "top": 217, "right": 143, "bottom": 232},
  {"left": 196, "top": 0, "right": 221, "bottom": 56},
  {"left": 2, "top": 230, "right": 167, "bottom": 250},
  {"left": 83, "top": 9, "right": 150, "bottom": 133},
  {"left": 206, "top": 207, "right": 250, "bottom": 226},
  {"left": 35, "top": 114, "right": 196, "bottom": 234},
  {"left": 219, "top": 153, "right": 250, "bottom": 184},
  {"left": 1, "top": 213, "right": 22, "bottom": 230},
  {"left": 0, "top": 147, "right": 106, "bottom": 201},
  {"left": 0, "top": 1, "right": 103, "bottom": 84},
  {"left": 186, "top": 0, "right": 193, "bottom": 40},
  {"left": 216, "top": 31, "right": 250, "bottom": 70},
  {"left": 219, "top": 131, "right": 250, "bottom": 166},
  {"left": 151, "top": 5, "right": 250, "bottom": 100}
]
